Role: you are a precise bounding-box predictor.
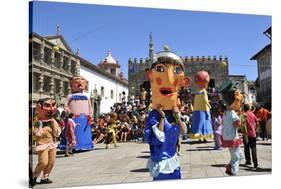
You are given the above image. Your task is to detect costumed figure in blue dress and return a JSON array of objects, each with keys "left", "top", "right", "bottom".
[
  {"left": 60, "top": 75, "right": 93, "bottom": 151},
  {"left": 144, "top": 46, "right": 189, "bottom": 181},
  {"left": 190, "top": 70, "right": 213, "bottom": 141}
]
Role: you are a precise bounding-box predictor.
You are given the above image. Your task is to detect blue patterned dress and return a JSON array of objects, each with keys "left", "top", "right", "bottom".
[{"left": 144, "top": 110, "right": 181, "bottom": 180}]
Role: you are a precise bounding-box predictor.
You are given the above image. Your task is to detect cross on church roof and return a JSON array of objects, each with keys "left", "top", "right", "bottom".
[{"left": 56, "top": 24, "right": 60, "bottom": 36}]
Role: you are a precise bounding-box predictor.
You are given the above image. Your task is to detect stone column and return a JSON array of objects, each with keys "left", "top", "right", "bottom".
[
  {"left": 50, "top": 50, "right": 55, "bottom": 67},
  {"left": 75, "top": 59, "right": 80, "bottom": 76},
  {"left": 40, "top": 40, "right": 45, "bottom": 63},
  {"left": 75, "top": 48, "right": 81, "bottom": 76},
  {"left": 50, "top": 77, "right": 54, "bottom": 96},
  {"left": 59, "top": 51, "right": 64, "bottom": 70},
  {"left": 67, "top": 82, "right": 71, "bottom": 95},
  {"left": 59, "top": 80, "right": 63, "bottom": 96},
  {"left": 38, "top": 74, "right": 44, "bottom": 93},
  {"left": 68, "top": 58, "right": 72, "bottom": 73}
]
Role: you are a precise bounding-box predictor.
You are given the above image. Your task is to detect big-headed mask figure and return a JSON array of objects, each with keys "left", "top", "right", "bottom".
[
  {"left": 144, "top": 48, "right": 189, "bottom": 181},
  {"left": 62, "top": 75, "right": 93, "bottom": 151},
  {"left": 219, "top": 80, "right": 244, "bottom": 110},
  {"left": 194, "top": 70, "right": 210, "bottom": 90},
  {"left": 70, "top": 76, "right": 87, "bottom": 93},
  {"left": 147, "top": 50, "right": 189, "bottom": 110},
  {"left": 31, "top": 98, "right": 60, "bottom": 187},
  {"left": 36, "top": 98, "right": 57, "bottom": 121}
]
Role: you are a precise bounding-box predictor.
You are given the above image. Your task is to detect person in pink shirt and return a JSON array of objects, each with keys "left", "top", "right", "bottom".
[{"left": 242, "top": 103, "right": 259, "bottom": 169}]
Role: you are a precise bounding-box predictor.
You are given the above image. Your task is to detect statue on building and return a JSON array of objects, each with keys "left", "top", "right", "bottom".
[
  {"left": 189, "top": 70, "right": 213, "bottom": 141},
  {"left": 144, "top": 47, "right": 189, "bottom": 181},
  {"left": 60, "top": 75, "right": 94, "bottom": 151}
]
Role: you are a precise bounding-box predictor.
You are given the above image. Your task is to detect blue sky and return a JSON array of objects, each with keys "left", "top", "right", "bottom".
[{"left": 31, "top": 1, "right": 271, "bottom": 81}]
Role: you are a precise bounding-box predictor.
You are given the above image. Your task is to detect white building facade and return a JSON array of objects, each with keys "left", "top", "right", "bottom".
[
  {"left": 80, "top": 66, "right": 128, "bottom": 114},
  {"left": 80, "top": 51, "right": 128, "bottom": 115}
]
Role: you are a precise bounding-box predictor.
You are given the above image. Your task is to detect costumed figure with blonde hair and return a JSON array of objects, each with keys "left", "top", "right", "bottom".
[
  {"left": 219, "top": 80, "right": 244, "bottom": 176},
  {"left": 61, "top": 75, "right": 93, "bottom": 151},
  {"left": 30, "top": 98, "right": 61, "bottom": 186},
  {"left": 144, "top": 46, "right": 189, "bottom": 180},
  {"left": 190, "top": 70, "right": 213, "bottom": 141}
]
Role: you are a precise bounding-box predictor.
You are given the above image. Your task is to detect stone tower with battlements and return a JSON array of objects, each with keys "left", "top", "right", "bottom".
[{"left": 128, "top": 33, "right": 229, "bottom": 98}]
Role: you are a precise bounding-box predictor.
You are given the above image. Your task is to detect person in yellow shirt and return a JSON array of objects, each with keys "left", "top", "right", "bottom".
[
  {"left": 190, "top": 70, "right": 213, "bottom": 141},
  {"left": 105, "top": 113, "right": 118, "bottom": 149}
]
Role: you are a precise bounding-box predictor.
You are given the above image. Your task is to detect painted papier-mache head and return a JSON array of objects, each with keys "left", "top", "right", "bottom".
[
  {"left": 146, "top": 47, "right": 189, "bottom": 110},
  {"left": 36, "top": 98, "right": 57, "bottom": 121},
  {"left": 194, "top": 70, "right": 210, "bottom": 89},
  {"left": 218, "top": 80, "right": 244, "bottom": 111},
  {"left": 70, "top": 75, "right": 87, "bottom": 93}
]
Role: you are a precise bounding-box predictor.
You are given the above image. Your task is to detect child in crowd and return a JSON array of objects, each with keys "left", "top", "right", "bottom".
[
  {"left": 105, "top": 113, "right": 118, "bottom": 149},
  {"left": 130, "top": 115, "right": 139, "bottom": 141},
  {"left": 93, "top": 115, "right": 106, "bottom": 144},
  {"left": 211, "top": 107, "right": 223, "bottom": 150},
  {"left": 120, "top": 114, "right": 130, "bottom": 142},
  {"left": 65, "top": 113, "right": 76, "bottom": 157}
]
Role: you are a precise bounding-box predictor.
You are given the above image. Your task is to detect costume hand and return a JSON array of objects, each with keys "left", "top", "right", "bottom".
[
  {"left": 50, "top": 118, "right": 57, "bottom": 127},
  {"left": 155, "top": 104, "right": 165, "bottom": 117},
  {"left": 36, "top": 128, "right": 43, "bottom": 136},
  {"left": 173, "top": 106, "right": 181, "bottom": 116},
  {"left": 173, "top": 106, "right": 181, "bottom": 121}
]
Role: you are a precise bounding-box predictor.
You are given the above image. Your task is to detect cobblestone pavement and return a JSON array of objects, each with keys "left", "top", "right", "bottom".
[{"left": 31, "top": 138, "right": 272, "bottom": 188}]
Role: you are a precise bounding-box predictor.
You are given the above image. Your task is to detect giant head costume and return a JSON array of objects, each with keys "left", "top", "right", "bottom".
[
  {"left": 70, "top": 75, "right": 87, "bottom": 93},
  {"left": 36, "top": 98, "right": 57, "bottom": 121},
  {"left": 146, "top": 47, "right": 189, "bottom": 110},
  {"left": 194, "top": 70, "right": 210, "bottom": 89},
  {"left": 219, "top": 80, "right": 244, "bottom": 111}
]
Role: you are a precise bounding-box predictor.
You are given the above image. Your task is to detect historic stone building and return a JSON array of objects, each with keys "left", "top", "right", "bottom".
[
  {"left": 251, "top": 26, "right": 271, "bottom": 109},
  {"left": 30, "top": 30, "right": 128, "bottom": 116},
  {"left": 29, "top": 32, "right": 80, "bottom": 109},
  {"left": 128, "top": 33, "right": 229, "bottom": 100}
]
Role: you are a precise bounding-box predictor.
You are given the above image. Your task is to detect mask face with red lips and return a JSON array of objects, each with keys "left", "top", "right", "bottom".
[
  {"left": 147, "top": 51, "right": 189, "bottom": 110},
  {"left": 70, "top": 76, "right": 87, "bottom": 93},
  {"left": 36, "top": 98, "right": 57, "bottom": 121}
]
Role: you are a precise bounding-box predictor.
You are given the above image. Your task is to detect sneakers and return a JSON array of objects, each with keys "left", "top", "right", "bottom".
[
  {"left": 245, "top": 161, "right": 251, "bottom": 166},
  {"left": 65, "top": 153, "right": 71, "bottom": 157},
  {"left": 225, "top": 164, "right": 233, "bottom": 176},
  {"left": 225, "top": 169, "right": 233, "bottom": 176},
  {"left": 40, "top": 178, "right": 53, "bottom": 184}
]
